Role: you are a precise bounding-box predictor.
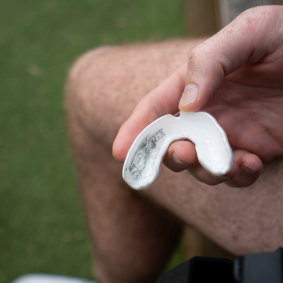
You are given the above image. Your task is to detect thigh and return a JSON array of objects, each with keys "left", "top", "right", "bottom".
[{"left": 147, "top": 157, "right": 283, "bottom": 255}]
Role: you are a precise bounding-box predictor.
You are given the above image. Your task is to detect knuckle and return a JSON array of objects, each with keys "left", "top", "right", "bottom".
[
  {"left": 187, "top": 47, "right": 201, "bottom": 68},
  {"left": 237, "top": 5, "right": 274, "bottom": 28},
  {"left": 187, "top": 42, "right": 211, "bottom": 73}
]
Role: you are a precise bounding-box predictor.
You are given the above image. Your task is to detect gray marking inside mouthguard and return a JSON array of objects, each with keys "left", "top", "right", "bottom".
[{"left": 129, "top": 129, "right": 165, "bottom": 179}]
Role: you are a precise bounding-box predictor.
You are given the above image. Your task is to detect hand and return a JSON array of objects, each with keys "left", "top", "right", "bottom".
[{"left": 113, "top": 6, "right": 283, "bottom": 187}]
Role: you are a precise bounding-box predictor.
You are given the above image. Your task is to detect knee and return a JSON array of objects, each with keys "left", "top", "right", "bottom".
[
  {"left": 65, "top": 46, "right": 125, "bottom": 145},
  {"left": 66, "top": 46, "right": 110, "bottom": 125}
]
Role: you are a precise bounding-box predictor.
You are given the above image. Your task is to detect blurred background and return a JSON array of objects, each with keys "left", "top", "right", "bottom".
[{"left": 0, "top": 0, "right": 187, "bottom": 281}]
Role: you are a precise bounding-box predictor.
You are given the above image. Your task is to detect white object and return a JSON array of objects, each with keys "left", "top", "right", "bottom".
[
  {"left": 12, "top": 274, "right": 94, "bottom": 283},
  {"left": 123, "top": 111, "right": 233, "bottom": 190}
]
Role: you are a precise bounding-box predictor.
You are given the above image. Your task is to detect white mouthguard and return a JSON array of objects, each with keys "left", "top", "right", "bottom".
[{"left": 123, "top": 111, "right": 233, "bottom": 190}]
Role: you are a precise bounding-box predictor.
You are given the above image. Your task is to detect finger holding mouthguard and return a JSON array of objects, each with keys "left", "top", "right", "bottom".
[{"left": 123, "top": 112, "right": 233, "bottom": 190}]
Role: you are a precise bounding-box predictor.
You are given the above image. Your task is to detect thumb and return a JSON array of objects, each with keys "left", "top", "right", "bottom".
[{"left": 178, "top": 6, "right": 277, "bottom": 111}]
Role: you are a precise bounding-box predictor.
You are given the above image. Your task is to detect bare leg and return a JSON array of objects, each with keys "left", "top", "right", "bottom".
[
  {"left": 66, "top": 39, "right": 283, "bottom": 282},
  {"left": 66, "top": 40, "right": 200, "bottom": 282}
]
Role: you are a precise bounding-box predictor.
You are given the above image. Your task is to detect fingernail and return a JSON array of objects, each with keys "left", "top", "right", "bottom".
[
  {"left": 172, "top": 153, "right": 186, "bottom": 166},
  {"left": 179, "top": 84, "right": 198, "bottom": 108},
  {"left": 241, "top": 163, "right": 258, "bottom": 175}
]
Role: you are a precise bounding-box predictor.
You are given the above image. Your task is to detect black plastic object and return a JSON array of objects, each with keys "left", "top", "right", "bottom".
[
  {"left": 160, "top": 249, "right": 283, "bottom": 283},
  {"left": 234, "top": 248, "right": 283, "bottom": 283},
  {"left": 160, "top": 256, "right": 235, "bottom": 283}
]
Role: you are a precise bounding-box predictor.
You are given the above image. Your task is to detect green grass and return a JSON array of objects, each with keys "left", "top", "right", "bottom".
[{"left": 0, "top": 0, "right": 186, "bottom": 281}]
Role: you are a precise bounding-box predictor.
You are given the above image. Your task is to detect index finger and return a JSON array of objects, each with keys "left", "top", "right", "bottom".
[{"left": 112, "top": 64, "right": 186, "bottom": 161}]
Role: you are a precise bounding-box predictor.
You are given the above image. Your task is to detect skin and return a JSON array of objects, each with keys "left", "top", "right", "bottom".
[
  {"left": 66, "top": 6, "right": 283, "bottom": 283},
  {"left": 113, "top": 6, "right": 283, "bottom": 187},
  {"left": 66, "top": 40, "right": 198, "bottom": 283}
]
